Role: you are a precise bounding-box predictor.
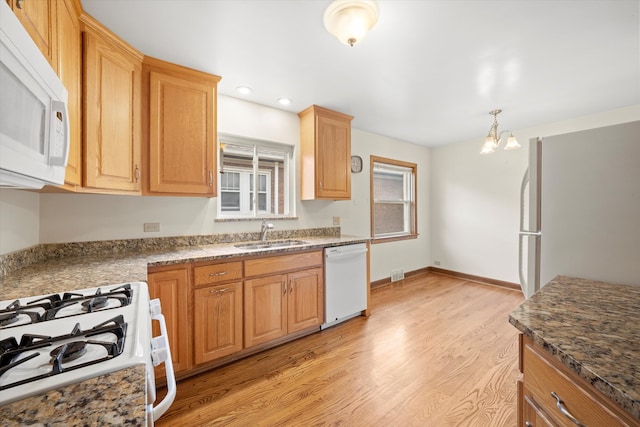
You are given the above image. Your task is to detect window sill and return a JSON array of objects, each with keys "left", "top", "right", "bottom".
[
  {"left": 215, "top": 216, "right": 299, "bottom": 223},
  {"left": 371, "top": 233, "right": 418, "bottom": 244}
]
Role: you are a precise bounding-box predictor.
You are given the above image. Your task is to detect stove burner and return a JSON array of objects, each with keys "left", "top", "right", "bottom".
[
  {"left": 0, "top": 312, "right": 19, "bottom": 327},
  {"left": 81, "top": 297, "right": 109, "bottom": 311},
  {"left": 50, "top": 341, "right": 87, "bottom": 363},
  {"left": 0, "top": 284, "right": 134, "bottom": 328},
  {"left": 0, "top": 315, "right": 128, "bottom": 392}
]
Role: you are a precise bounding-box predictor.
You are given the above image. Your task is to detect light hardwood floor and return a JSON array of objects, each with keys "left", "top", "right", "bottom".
[{"left": 156, "top": 272, "right": 524, "bottom": 427}]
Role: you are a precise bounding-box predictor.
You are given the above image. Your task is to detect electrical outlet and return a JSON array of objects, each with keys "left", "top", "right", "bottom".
[
  {"left": 434, "top": 260, "right": 441, "bottom": 266},
  {"left": 143, "top": 223, "right": 160, "bottom": 232},
  {"left": 391, "top": 269, "right": 405, "bottom": 282},
  {"left": 333, "top": 216, "right": 340, "bottom": 226}
]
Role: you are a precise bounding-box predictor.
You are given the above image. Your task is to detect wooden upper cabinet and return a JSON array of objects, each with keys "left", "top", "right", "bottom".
[
  {"left": 8, "top": 0, "right": 57, "bottom": 69},
  {"left": 142, "top": 56, "right": 220, "bottom": 196},
  {"left": 56, "top": 0, "right": 82, "bottom": 186},
  {"left": 299, "top": 105, "right": 353, "bottom": 200},
  {"left": 81, "top": 14, "right": 143, "bottom": 193}
]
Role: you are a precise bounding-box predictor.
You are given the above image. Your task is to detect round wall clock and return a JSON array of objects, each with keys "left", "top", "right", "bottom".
[{"left": 351, "top": 155, "right": 363, "bottom": 173}]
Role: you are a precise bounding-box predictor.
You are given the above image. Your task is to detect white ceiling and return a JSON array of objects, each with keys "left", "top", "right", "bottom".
[{"left": 81, "top": 0, "right": 639, "bottom": 147}]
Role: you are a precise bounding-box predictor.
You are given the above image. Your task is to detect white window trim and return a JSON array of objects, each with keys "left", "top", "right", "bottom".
[
  {"left": 217, "top": 133, "right": 295, "bottom": 219},
  {"left": 371, "top": 157, "right": 417, "bottom": 241}
]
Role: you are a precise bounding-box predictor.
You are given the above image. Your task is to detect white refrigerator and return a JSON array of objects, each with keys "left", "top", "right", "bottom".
[{"left": 519, "top": 120, "right": 640, "bottom": 298}]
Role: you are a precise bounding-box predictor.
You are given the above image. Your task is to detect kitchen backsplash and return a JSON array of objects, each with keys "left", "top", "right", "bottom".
[{"left": 0, "top": 227, "right": 341, "bottom": 278}]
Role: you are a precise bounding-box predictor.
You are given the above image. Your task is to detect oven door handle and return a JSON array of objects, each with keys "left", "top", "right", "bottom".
[{"left": 149, "top": 300, "right": 176, "bottom": 422}]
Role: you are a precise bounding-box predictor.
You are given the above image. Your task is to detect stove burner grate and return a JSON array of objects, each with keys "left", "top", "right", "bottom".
[
  {"left": 0, "top": 284, "right": 134, "bottom": 328},
  {"left": 0, "top": 315, "right": 128, "bottom": 391},
  {"left": 81, "top": 296, "right": 109, "bottom": 311},
  {"left": 0, "top": 312, "right": 19, "bottom": 327},
  {"left": 50, "top": 341, "right": 87, "bottom": 363}
]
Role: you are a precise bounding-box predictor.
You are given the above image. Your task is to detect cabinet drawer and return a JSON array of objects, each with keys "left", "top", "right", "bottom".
[
  {"left": 244, "top": 251, "right": 322, "bottom": 277},
  {"left": 193, "top": 262, "right": 243, "bottom": 286},
  {"left": 523, "top": 341, "right": 636, "bottom": 427}
]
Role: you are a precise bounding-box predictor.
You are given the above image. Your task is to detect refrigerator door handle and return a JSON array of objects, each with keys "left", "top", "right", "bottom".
[
  {"left": 518, "top": 233, "right": 526, "bottom": 294},
  {"left": 518, "top": 166, "right": 542, "bottom": 298},
  {"left": 519, "top": 168, "right": 528, "bottom": 231}
]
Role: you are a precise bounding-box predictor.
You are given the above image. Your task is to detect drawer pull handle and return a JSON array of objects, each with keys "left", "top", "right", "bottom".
[
  {"left": 209, "top": 271, "right": 228, "bottom": 277},
  {"left": 551, "top": 392, "right": 588, "bottom": 427},
  {"left": 210, "top": 288, "right": 229, "bottom": 294}
]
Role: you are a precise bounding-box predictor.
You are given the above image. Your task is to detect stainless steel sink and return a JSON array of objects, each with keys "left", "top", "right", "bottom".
[{"left": 234, "top": 239, "right": 308, "bottom": 250}]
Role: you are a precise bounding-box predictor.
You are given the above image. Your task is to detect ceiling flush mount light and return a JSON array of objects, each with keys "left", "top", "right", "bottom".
[
  {"left": 278, "top": 97, "right": 292, "bottom": 106},
  {"left": 323, "top": 0, "right": 379, "bottom": 47},
  {"left": 236, "top": 86, "right": 253, "bottom": 95},
  {"left": 480, "top": 109, "right": 521, "bottom": 154}
]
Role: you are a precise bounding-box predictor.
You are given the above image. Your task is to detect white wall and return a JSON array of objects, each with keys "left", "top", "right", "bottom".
[
  {"left": 430, "top": 104, "right": 640, "bottom": 284},
  {"left": 2, "top": 95, "right": 431, "bottom": 282},
  {"left": 0, "top": 189, "right": 39, "bottom": 254}
]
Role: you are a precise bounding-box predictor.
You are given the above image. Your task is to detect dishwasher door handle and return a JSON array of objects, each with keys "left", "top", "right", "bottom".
[{"left": 325, "top": 248, "right": 368, "bottom": 259}]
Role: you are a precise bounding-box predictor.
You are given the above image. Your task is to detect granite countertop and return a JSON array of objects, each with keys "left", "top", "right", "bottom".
[
  {"left": 0, "top": 234, "right": 368, "bottom": 299},
  {"left": 0, "top": 365, "right": 147, "bottom": 426},
  {"left": 0, "top": 231, "right": 368, "bottom": 423},
  {"left": 509, "top": 275, "right": 640, "bottom": 420}
]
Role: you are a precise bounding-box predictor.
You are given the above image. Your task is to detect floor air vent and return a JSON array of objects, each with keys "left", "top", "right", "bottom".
[{"left": 391, "top": 269, "right": 405, "bottom": 282}]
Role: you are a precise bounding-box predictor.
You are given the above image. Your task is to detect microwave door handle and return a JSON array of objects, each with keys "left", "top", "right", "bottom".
[{"left": 49, "top": 99, "right": 69, "bottom": 167}]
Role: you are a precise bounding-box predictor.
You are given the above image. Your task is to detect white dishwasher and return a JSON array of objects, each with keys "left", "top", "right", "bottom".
[{"left": 322, "top": 243, "right": 368, "bottom": 329}]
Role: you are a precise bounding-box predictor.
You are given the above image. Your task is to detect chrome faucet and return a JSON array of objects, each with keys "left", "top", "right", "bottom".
[{"left": 260, "top": 219, "right": 274, "bottom": 242}]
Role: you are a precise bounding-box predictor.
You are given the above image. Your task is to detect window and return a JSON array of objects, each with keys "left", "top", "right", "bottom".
[
  {"left": 218, "top": 133, "right": 294, "bottom": 218},
  {"left": 370, "top": 156, "right": 417, "bottom": 241}
]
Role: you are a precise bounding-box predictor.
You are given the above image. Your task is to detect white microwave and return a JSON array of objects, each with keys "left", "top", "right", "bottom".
[{"left": 0, "top": 2, "right": 69, "bottom": 189}]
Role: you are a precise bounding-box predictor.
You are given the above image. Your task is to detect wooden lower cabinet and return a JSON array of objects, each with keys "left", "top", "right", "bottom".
[
  {"left": 194, "top": 282, "right": 243, "bottom": 364},
  {"left": 244, "top": 274, "right": 288, "bottom": 347},
  {"left": 518, "top": 334, "right": 639, "bottom": 427},
  {"left": 149, "top": 251, "right": 325, "bottom": 379},
  {"left": 244, "top": 266, "right": 323, "bottom": 348},
  {"left": 287, "top": 267, "right": 323, "bottom": 333},
  {"left": 148, "top": 267, "right": 191, "bottom": 380},
  {"left": 519, "top": 381, "right": 558, "bottom": 427}
]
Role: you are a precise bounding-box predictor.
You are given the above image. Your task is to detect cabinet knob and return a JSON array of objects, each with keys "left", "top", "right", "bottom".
[
  {"left": 525, "top": 422, "right": 533, "bottom": 427},
  {"left": 16, "top": 0, "right": 24, "bottom": 9},
  {"left": 550, "top": 392, "right": 587, "bottom": 427}
]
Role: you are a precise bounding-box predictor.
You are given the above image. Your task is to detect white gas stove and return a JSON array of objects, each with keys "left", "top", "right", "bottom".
[{"left": 0, "top": 282, "right": 175, "bottom": 424}]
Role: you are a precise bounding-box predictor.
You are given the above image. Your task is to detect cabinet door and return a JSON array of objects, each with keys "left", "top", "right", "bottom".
[
  {"left": 287, "top": 267, "right": 324, "bottom": 333},
  {"left": 523, "top": 392, "right": 558, "bottom": 427},
  {"left": 316, "top": 114, "right": 351, "bottom": 199},
  {"left": 148, "top": 268, "right": 191, "bottom": 379},
  {"left": 83, "top": 29, "right": 142, "bottom": 192},
  {"left": 10, "top": 0, "right": 57, "bottom": 69},
  {"left": 56, "top": 0, "right": 81, "bottom": 186},
  {"left": 147, "top": 69, "right": 216, "bottom": 195},
  {"left": 194, "top": 282, "right": 243, "bottom": 364},
  {"left": 244, "top": 274, "right": 287, "bottom": 347}
]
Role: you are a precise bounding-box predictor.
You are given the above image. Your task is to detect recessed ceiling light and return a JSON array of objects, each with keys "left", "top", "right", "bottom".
[
  {"left": 236, "top": 86, "right": 253, "bottom": 95},
  {"left": 278, "top": 97, "right": 292, "bottom": 106}
]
